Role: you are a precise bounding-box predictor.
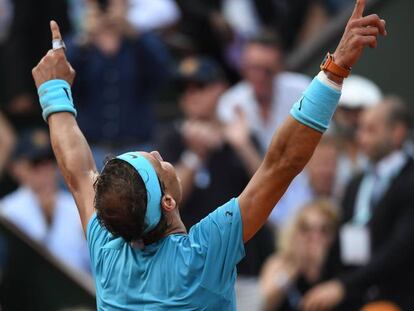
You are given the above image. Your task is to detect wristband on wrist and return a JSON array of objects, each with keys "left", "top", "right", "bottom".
[
  {"left": 290, "top": 72, "right": 342, "bottom": 133},
  {"left": 38, "top": 79, "right": 77, "bottom": 122}
]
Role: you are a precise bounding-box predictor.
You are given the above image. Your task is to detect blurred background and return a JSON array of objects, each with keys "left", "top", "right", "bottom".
[{"left": 0, "top": 0, "right": 413, "bottom": 310}]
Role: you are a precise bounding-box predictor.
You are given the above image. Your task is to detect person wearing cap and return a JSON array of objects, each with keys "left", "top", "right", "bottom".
[
  {"left": 332, "top": 75, "right": 383, "bottom": 198},
  {"left": 65, "top": 0, "right": 171, "bottom": 169},
  {"left": 156, "top": 56, "right": 274, "bottom": 310},
  {"left": 0, "top": 128, "right": 90, "bottom": 273},
  {"left": 32, "top": 2, "right": 387, "bottom": 308}
]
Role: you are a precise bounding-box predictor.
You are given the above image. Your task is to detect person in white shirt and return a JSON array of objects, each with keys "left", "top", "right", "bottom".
[
  {"left": 217, "top": 32, "right": 312, "bottom": 225},
  {"left": 0, "top": 129, "right": 90, "bottom": 273}
]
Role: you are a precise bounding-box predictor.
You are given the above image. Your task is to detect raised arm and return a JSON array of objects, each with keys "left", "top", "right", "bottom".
[
  {"left": 239, "top": 0, "right": 387, "bottom": 242},
  {"left": 32, "top": 21, "right": 97, "bottom": 232}
]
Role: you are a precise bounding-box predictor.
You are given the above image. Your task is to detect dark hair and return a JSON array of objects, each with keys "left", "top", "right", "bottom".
[
  {"left": 383, "top": 96, "right": 412, "bottom": 129},
  {"left": 246, "top": 30, "right": 285, "bottom": 52},
  {"left": 94, "top": 159, "right": 167, "bottom": 243}
]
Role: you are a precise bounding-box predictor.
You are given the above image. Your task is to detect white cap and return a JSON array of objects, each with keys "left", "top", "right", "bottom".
[{"left": 339, "top": 75, "right": 383, "bottom": 109}]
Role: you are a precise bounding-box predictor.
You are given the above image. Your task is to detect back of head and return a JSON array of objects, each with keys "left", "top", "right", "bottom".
[{"left": 94, "top": 159, "right": 148, "bottom": 242}]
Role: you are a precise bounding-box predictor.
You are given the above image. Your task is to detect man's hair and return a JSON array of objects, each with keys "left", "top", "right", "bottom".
[
  {"left": 94, "top": 158, "right": 167, "bottom": 243},
  {"left": 246, "top": 30, "right": 285, "bottom": 52},
  {"left": 383, "top": 96, "right": 412, "bottom": 129}
]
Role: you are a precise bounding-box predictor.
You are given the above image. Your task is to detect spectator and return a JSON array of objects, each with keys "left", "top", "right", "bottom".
[
  {"left": 0, "top": 111, "right": 16, "bottom": 198},
  {"left": 306, "top": 135, "right": 339, "bottom": 199},
  {"left": 301, "top": 97, "right": 414, "bottom": 311},
  {"left": 156, "top": 56, "right": 275, "bottom": 310},
  {"left": 332, "top": 75, "right": 382, "bottom": 198},
  {"left": 157, "top": 56, "right": 261, "bottom": 228},
  {"left": 66, "top": 0, "right": 171, "bottom": 167},
  {"left": 127, "top": 0, "right": 180, "bottom": 32},
  {"left": 69, "top": 0, "right": 180, "bottom": 34},
  {"left": 218, "top": 32, "right": 312, "bottom": 226},
  {"left": 0, "top": 129, "right": 90, "bottom": 273},
  {"left": 173, "top": 0, "right": 238, "bottom": 81},
  {"left": 260, "top": 199, "right": 338, "bottom": 311}
]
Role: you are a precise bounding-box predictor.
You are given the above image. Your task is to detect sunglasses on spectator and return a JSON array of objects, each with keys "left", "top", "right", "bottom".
[{"left": 298, "top": 221, "right": 333, "bottom": 235}]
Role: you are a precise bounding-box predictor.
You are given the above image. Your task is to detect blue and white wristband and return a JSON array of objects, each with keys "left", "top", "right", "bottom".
[
  {"left": 38, "top": 79, "right": 77, "bottom": 122},
  {"left": 290, "top": 71, "right": 342, "bottom": 133}
]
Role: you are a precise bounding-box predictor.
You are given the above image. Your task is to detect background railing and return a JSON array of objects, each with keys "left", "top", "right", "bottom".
[{"left": 0, "top": 217, "right": 95, "bottom": 311}]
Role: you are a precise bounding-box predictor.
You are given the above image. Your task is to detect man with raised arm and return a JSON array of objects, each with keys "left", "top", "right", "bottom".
[{"left": 32, "top": 1, "right": 386, "bottom": 309}]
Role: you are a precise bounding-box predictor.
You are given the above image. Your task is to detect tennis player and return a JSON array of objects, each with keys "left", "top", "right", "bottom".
[{"left": 32, "top": 1, "right": 386, "bottom": 309}]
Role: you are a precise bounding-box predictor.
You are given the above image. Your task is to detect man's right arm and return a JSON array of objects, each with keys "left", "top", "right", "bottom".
[
  {"left": 48, "top": 113, "right": 97, "bottom": 232},
  {"left": 32, "top": 21, "right": 97, "bottom": 232}
]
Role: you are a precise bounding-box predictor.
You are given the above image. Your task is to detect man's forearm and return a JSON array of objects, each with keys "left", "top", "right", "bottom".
[
  {"left": 48, "top": 113, "right": 97, "bottom": 192},
  {"left": 239, "top": 76, "right": 340, "bottom": 241}
]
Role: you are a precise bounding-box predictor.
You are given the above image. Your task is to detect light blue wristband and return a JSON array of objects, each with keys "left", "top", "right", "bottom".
[
  {"left": 37, "top": 79, "right": 77, "bottom": 122},
  {"left": 290, "top": 76, "right": 341, "bottom": 133}
]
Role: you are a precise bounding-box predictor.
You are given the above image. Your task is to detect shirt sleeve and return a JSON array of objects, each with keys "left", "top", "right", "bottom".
[
  {"left": 189, "top": 198, "right": 245, "bottom": 291},
  {"left": 86, "top": 213, "right": 112, "bottom": 269}
]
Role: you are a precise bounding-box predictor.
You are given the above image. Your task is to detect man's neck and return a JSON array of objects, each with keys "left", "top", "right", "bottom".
[{"left": 143, "top": 214, "right": 187, "bottom": 245}]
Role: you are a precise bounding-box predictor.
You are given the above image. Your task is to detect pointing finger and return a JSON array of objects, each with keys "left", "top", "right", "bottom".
[
  {"left": 50, "top": 20, "right": 67, "bottom": 55},
  {"left": 50, "top": 20, "right": 62, "bottom": 40},
  {"left": 351, "top": 0, "right": 365, "bottom": 19}
]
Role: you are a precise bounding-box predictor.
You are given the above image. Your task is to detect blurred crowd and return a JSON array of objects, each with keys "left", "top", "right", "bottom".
[{"left": 0, "top": 0, "right": 413, "bottom": 310}]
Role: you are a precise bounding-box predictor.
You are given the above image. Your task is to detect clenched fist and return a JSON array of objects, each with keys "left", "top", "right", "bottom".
[{"left": 32, "top": 21, "right": 76, "bottom": 88}]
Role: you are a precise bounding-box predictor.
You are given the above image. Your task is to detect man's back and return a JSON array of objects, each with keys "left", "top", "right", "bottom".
[{"left": 87, "top": 198, "right": 245, "bottom": 310}]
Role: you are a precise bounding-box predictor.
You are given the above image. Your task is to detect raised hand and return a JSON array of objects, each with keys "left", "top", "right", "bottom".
[
  {"left": 32, "top": 21, "right": 76, "bottom": 88},
  {"left": 333, "top": 0, "right": 387, "bottom": 70}
]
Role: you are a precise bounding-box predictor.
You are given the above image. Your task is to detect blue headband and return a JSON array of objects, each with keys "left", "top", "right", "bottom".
[{"left": 116, "top": 152, "right": 162, "bottom": 234}]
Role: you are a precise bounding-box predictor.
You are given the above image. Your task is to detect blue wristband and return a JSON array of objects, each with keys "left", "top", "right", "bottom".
[
  {"left": 290, "top": 77, "right": 341, "bottom": 133},
  {"left": 38, "top": 79, "right": 77, "bottom": 122}
]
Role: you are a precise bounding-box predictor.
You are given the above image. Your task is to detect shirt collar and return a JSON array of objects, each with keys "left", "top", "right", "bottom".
[{"left": 371, "top": 149, "right": 407, "bottom": 180}]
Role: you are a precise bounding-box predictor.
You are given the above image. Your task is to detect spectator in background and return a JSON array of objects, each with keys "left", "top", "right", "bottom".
[
  {"left": 218, "top": 32, "right": 312, "bottom": 226},
  {"left": 0, "top": 112, "right": 16, "bottom": 198},
  {"left": 3, "top": 0, "right": 71, "bottom": 130},
  {"left": 301, "top": 97, "right": 414, "bottom": 311},
  {"left": 0, "top": 129, "right": 90, "bottom": 273},
  {"left": 306, "top": 135, "right": 339, "bottom": 199},
  {"left": 260, "top": 199, "right": 338, "bottom": 311},
  {"left": 0, "top": 0, "right": 13, "bottom": 105},
  {"left": 67, "top": 0, "right": 171, "bottom": 168},
  {"left": 69, "top": 0, "right": 180, "bottom": 34},
  {"left": 127, "top": 0, "right": 180, "bottom": 32},
  {"left": 332, "top": 75, "right": 383, "bottom": 198},
  {"left": 156, "top": 56, "right": 275, "bottom": 310}
]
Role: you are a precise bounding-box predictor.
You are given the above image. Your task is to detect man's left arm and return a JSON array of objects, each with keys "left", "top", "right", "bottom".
[{"left": 238, "top": 0, "right": 387, "bottom": 243}]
